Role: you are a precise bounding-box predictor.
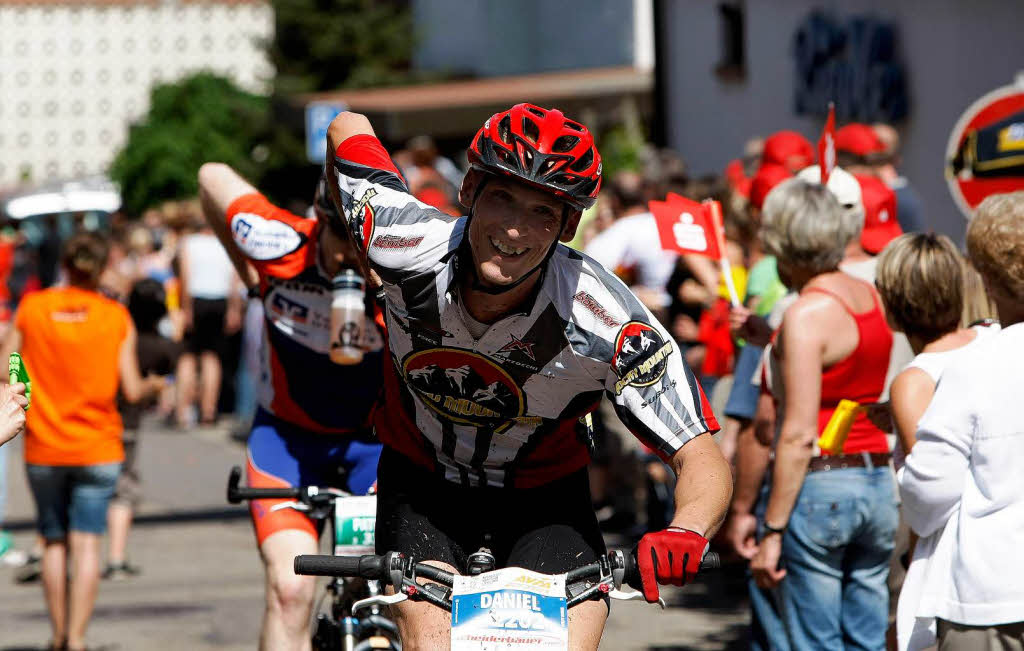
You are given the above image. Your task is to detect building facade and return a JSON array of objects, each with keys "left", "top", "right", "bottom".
[{"left": 0, "top": 0, "right": 273, "bottom": 190}]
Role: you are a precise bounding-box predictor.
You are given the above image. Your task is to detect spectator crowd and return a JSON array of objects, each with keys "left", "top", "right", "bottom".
[{"left": 0, "top": 119, "right": 1022, "bottom": 651}]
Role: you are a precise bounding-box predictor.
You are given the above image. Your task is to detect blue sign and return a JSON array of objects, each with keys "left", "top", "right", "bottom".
[{"left": 305, "top": 101, "right": 348, "bottom": 164}]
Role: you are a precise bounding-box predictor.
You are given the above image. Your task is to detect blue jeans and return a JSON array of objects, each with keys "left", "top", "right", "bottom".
[
  {"left": 750, "top": 474, "right": 791, "bottom": 651},
  {"left": 780, "top": 466, "right": 898, "bottom": 650},
  {"left": 26, "top": 463, "right": 122, "bottom": 539}
]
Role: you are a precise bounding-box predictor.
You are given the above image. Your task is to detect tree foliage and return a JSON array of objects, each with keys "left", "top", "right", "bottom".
[
  {"left": 109, "top": 73, "right": 269, "bottom": 215},
  {"left": 267, "top": 0, "right": 416, "bottom": 94}
]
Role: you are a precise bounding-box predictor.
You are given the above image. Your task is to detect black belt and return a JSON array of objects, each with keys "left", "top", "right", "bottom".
[{"left": 807, "top": 452, "right": 891, "bottom": 473}]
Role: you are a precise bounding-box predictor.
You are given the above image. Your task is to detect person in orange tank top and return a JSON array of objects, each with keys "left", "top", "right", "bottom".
[
  {"left": 749, "top": 178, "right": 897, "bottom": 650},
  {"left": 0, "top": 232, "right": 164, "bottom": 651}
]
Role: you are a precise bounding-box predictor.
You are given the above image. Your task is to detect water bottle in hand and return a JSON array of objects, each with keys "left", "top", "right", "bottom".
[{"left": 329, "top": 269, "right": 366, "bottom": 365}]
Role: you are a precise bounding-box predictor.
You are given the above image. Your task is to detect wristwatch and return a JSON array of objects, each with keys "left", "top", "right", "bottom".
[{"left": 763, "top": 521, "right": 787, "bottom": 535}]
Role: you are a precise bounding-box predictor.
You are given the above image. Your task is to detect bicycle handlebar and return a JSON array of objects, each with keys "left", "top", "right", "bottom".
[
  {"left": 226, "top": 465, "right": 300, "bottom": 503},
  {"left": 294, "top": 549, "right": 720, "bottom": 595}
]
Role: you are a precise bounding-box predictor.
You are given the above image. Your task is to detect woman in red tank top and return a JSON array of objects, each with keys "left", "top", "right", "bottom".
[{"left": 749, "top": 175, "right": 898, "bottom": 650}]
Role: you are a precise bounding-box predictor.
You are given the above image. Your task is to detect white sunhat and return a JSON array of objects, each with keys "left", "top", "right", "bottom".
[{"left": 796, "top": 165, "right": 864, "bottom": 215}]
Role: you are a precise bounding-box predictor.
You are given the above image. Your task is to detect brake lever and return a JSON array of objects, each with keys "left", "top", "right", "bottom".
[
  {"left": 608, "top": 589, "right": 666, "bottom": 609},
  {"left": 352, "top": 593, "right": 409, "bottom": 615}
]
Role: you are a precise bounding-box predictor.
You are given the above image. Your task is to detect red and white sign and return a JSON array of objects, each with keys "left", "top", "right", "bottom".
[
  {"left": 946, "top": 79, "right": 1024, "bottom": 218},
  {"left": 650, "top": 194, "right": 722, "bottom": 259}
]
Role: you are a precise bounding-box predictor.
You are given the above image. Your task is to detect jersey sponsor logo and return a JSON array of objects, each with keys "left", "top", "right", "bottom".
[
  {"left": 496, "top": 334, "right": 536, "bottom": 361},
  {"left": 573, "top": 290, "right": 621, "bottom": 328},
  {"left": 402, "top": 348, "right": 526, "bottom": 431},
  {"left": 611, "top": 321, "right": 673, "bottom": 395},
  {"left": 371, "top": 233, "right": 424, "bottom": 249},
  {"left": 231, "top": 212, "right": 305, "bottom": 261},
  {"left": 350, "top": 188, "right": 378, "bottom": 251},
  {"left": 270, "top": 293, "right": 309, "bottom": 324}
]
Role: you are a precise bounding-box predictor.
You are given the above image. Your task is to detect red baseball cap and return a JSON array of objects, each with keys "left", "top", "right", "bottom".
[
  {"left": 835, "top": 124, "right": 887, "bottom": 158},
  {"left": 749, "top": 164, "right": 792, "bottom": 211},
  {"left": 762, "top": 131, "right": 815, "bottom": 173},
  {"left": 855, "top": 173, "right": 902, "bottom": 254},
  {"left": 725, "top": 159, "right": 752, "bottom": 198}
]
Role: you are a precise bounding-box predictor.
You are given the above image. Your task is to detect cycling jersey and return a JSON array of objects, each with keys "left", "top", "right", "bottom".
[
  {"left": 225, "top": 193, "right": 384, "bottom": 434},
  {"left": 333, "top": 134, "right": 720, "bottom": 489}
]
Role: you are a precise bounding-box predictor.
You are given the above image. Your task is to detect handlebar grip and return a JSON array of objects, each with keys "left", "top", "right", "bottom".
[
  {"left": 226, "top": 466, "right": 301, "bottom": 502},
  {"left": 621, "top": 548, "right": 721, "bottom": 591},
  {"left": 227, "top": 466, "right": 243, "bottom": 503},
  {"left": 293, "top": 554, "right": 386, "bottom": 579}
]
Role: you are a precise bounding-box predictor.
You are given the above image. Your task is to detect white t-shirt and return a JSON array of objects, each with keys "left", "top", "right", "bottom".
[
  {"left": 895, "top": 324, "right": 999, "bottom": 650},
  {"left": 584, "top": 212, "right": 677, "bottom": 309},
  {"left": 899, "top": 322, "right": 1024, "bottom": 629},
  {"left": 181, "top": 232, "right": 236, "bottom": 299}
]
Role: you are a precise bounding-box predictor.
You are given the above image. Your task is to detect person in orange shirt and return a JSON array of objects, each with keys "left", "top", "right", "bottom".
[{"left": 0, "top": 232, "right": 163, "bottom": 651}]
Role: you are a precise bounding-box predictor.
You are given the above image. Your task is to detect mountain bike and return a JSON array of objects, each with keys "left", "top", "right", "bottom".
[
  {"left": 294, "top": 545, "right": 719, "bottom": 650},
  {"left": 227, "top": 466, "right": 401, "bottom": 651}
]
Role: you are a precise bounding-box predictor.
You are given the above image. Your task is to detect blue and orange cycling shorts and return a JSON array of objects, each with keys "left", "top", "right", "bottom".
[{"left": 245, "top": 407, "right": 381, "bottom": 545}]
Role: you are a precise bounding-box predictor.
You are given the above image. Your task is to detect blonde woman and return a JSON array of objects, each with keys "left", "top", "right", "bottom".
[
  {"left": 749, "top": 178, "right": 897, "bottom": 650},
  {"left": 874, "top": 233, "right": 999, "bottom": 650},
  {"left": 899, "top": 192, "right": 1024, "bottom": 650}
]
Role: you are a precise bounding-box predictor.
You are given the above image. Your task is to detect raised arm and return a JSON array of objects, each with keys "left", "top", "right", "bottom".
[{"left": 197, "top": 163, "right": 260, "bottom": 290}]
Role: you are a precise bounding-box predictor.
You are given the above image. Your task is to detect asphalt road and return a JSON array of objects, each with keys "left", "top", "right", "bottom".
[{"left": 0, "top": 421, "right": 748, "bottom": 650}]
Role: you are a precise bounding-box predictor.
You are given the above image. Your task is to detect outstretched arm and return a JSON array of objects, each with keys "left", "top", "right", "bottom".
[
  {"left": 325, "top": 112, "right": 377, "bottom": 276},
  {"left": 197, "top": 163, "right": 260, "bottom": 290}
]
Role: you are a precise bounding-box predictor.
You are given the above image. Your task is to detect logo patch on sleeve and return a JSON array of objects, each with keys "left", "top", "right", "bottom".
[
  {"left": 611, "top": 321, "right": 673, "bottom": 394},
  {"left": 231, "top": 212, "right": 305, "bottom": 261}
]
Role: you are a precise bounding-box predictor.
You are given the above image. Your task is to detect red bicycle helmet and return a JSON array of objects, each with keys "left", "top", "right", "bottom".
[{"left": 467, "top": 103, "right": 602, "bottom": 210}]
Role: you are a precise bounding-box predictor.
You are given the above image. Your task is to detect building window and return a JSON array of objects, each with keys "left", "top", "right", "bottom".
[
  {"left": 98, "top": 69, "right": 111, "bottom": 84},
  {"left": 97, "top": 38, "right": 109, "bottom": 54},
  {"left": 46, "top": 132, "right": 58, "bottom": 146},
  {"left": 73, "top": 131, "right": 86, "bottom": 146},
  {"left": 44, "top": 100, "right": 58, "bottom": 116},
  {"left": 715, "top": 2, "right": 747, "bottom": 81},
  {"left": 17, "top": 132, "right": 30, "bottom": 147},
  {"left": 46, "top": 161, "right": 60, "bottom": 176}
]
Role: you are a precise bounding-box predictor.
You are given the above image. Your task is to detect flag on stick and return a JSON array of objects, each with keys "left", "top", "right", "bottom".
[
  {"left": 649, "top": 195, "right": 741, "bottom": 306},
  {"left": 650, "top": 195, "right": 721, "bottom": 259},
  {"left": 818, "top": 102, "right": 836, "bottom": 185}
]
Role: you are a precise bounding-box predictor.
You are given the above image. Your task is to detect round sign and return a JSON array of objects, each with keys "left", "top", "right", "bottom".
[{"left": 945, "top": 79, "right": 1024, "bottom": 218}]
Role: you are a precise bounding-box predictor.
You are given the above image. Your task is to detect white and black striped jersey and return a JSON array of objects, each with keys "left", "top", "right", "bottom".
[{"left": 333, "top": 134, "right": 719, "bottom": 488}]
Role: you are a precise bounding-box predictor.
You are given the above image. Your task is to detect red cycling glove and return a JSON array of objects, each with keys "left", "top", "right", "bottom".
[{"left": 637, "top": 527, "right": 709, "bottom": 603}]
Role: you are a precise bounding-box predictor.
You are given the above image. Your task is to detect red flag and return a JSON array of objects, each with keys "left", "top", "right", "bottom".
[
  {"left": 650, "top": 196, "right": 721, "bottom": 259},
  {"left": 818, "top": 102, "right": 836, "bottom": 184}
]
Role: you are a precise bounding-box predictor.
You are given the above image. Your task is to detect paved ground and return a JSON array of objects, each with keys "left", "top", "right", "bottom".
[{"left": 0, "top": 421, "right": 749, "bottom": 650}]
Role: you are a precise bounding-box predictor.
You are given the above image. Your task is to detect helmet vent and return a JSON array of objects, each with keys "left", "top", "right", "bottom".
[
  {"left": 498, "top": 115, "right": 512, "bottom": 144},
  {"left": 569, "top": 147, "right": 594, "bottom": 173},
  {"left": 525, "top": 106, "right": 546, "bottom": 118},
  {"left": 563, "top": 120, "right": 584, "bottom": 133},
  {"left": 522, "top": 117, "right": 540, "bottom": 145},
  {"left": 552, "top": 135, "right": 579, "bottom": 153}
]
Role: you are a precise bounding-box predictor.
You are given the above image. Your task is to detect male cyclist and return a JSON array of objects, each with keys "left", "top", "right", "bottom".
[
  {"left": 327, "top": 105, "right": 732, "bottom": 649},
  {"left": 199, "top": 164, "right": 385, "bottom": 651}
]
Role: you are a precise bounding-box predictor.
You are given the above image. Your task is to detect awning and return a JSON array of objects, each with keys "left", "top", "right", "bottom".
[{"left": 297, "top": 65, "right": 654, "bottom": 143}]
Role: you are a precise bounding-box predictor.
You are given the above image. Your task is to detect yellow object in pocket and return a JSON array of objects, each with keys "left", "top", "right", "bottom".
[{"left": 817, "top": 399, "right": 863, "bottom": 455}]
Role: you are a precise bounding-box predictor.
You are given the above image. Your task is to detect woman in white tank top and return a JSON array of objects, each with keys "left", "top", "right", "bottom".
[{"left": 874, "top": 233, "right": 999, "bottom": 651}]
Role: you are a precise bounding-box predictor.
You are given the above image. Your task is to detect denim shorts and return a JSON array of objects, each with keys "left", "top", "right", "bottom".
[{"left": 26, "top": 463, "right": 122, "bottom": 539}]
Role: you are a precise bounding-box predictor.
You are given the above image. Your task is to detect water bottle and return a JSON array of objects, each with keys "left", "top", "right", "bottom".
[{"left": 329, "top": 269, "right": 366, "bottom": 365}]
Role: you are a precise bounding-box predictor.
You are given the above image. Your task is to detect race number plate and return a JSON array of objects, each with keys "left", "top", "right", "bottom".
[
  {"left": 333, "top": 495, "right": 376, "bottom": 556},
  {"left": 450, "top": 567, "right": 568, "bottom": 650}
]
